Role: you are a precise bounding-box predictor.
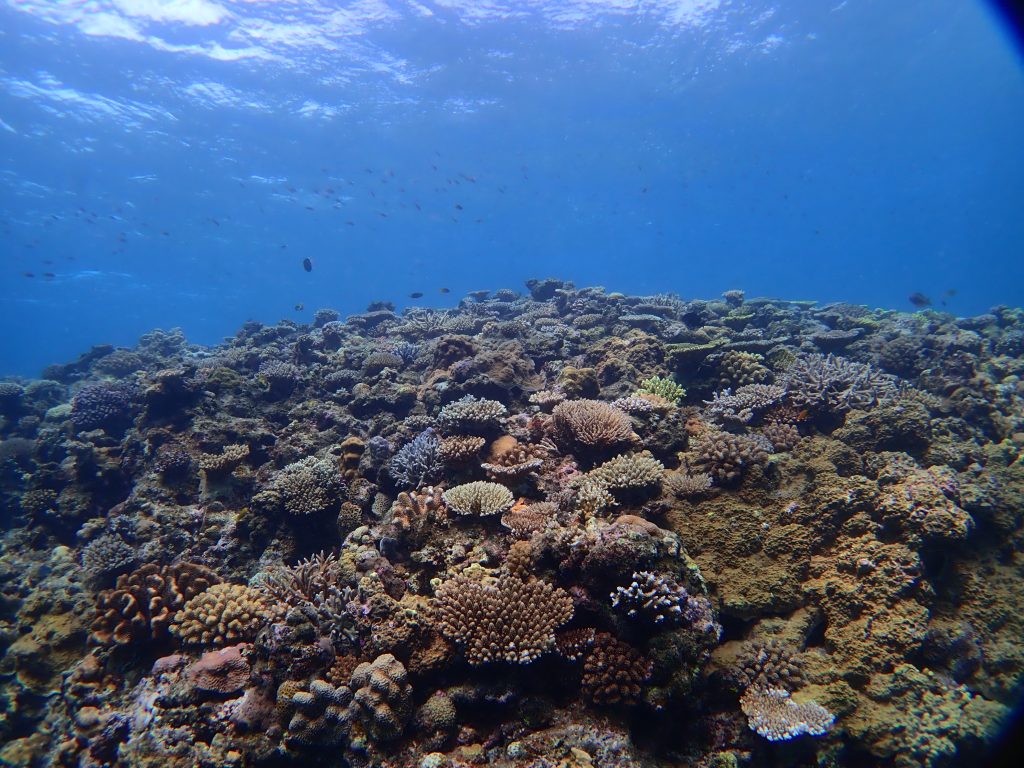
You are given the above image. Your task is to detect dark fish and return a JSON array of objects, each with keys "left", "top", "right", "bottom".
[
  {"left": 43, "top": 272, "right": 55, "bottom": 278},
  {"left": 302, "top": 258, "right": 313, "bottom": 272},
  {"left": 23, "top": 272, "right": 34, "bottom": 278},
  {"left": 295, "top": 303, "right": 304, "bottom": 311},
  {"left": 409, "top": 292, "right": 423, "bottom": 299},
  {"left": 454, "top": 203, "right": 463, "bottom": 211},
  {"left": 439, "top": 287, "right": 450, "bottom": 294},
  {"left": 943, "top": 288, "right": 958, "bottom": 298},
  {"left": 908, "top": 292, "right": 932, "bottom": 308}
]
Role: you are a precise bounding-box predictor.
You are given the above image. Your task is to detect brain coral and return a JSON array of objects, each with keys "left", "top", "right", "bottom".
[
  {"left": 442, "top": 481, "right": 514, "bottom": 517},
  {"left": 432, "top": 572, "right": 573, "bottom": 665},
  {"left": 350, "top": 653, "right": 413, "bottom": 742},
  {"left": 92, "top": 562, "right": 221, "bottom": 645},
  {"left": 172, "top": 583, "right": 278, "bottom": 647},
  {"left": 552, "top": 399, "right": 637, "bottom": 450}
]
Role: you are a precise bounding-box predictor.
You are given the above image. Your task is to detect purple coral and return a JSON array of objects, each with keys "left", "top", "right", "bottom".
[{"left": 389, "top": 428, "right": 441, "bottom": 489}]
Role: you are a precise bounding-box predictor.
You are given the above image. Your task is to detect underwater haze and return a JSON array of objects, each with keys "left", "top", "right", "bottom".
[
  {"left": 3, "top": 3, "right": 1024, "bottom": 768},
  {"left": 1, "top": 0, "right": 1024, "bottom": 376}
]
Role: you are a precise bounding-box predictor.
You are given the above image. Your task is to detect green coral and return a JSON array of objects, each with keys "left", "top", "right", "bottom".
[{"left": 636, "top": 375, "right": 686, "bottom": 404}]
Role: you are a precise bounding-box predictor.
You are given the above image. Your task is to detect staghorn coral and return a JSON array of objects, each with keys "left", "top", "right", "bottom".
[
  {"left": 92, "top": 562, "right": 221, "bottom": 645},
  {"left": 198, "top": 443, "right": 249, "bottom": 476},
  {"left": 783, "top": 353, "right": 898, "bottom": 414},
  {"left": 665, "top": 471, "right": 713, "bottom": 497},
  {"left": 717, "top": 351, "right": 770, "bottom": 388},
  {"left": 436, "top": 395, "right": 507, "bottom": 434},
  {"left": 432, "top": 572, "right": 573, "bottom": 665},
  {"left": 552, "top": 399, "right": 637, "bottom": 451},
  {"left": 739, "top": 686, "right": 834, "bottom": 741},
  {"left": 442, "top": 480, "right": 514, "bottom": 517},
  {"left": 581, "top": 632, "right": 652, "bottom": 707},
  {"left": 695, "top": 431, "right": 769, "bottom": 484},
  {"left": 271, "top": 455, "right": 346, "bottom": 516},
  {"left": 172, "top": 583, "right": 278, "bottom": 647},
  {"left": 259, "top": 551, "right": 356, "bottom": 644},
  {"left": 703, "top": 384, "right": 785, "bottom": 427},
  {"left": 438, "top": 434, "right": 486, "bottom": 465},
  {"left": 350, "top": 653, "right": 413, "bottom": 742},
  {"left": 389, "top": 428, "right": 443, "bottom": 488}
]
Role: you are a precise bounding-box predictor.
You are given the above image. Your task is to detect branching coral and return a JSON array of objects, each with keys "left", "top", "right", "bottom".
[
  {"left": 581, "top": 632, "right": 652, "bottom": 706},
  {"left": 432, "top": 572, "right": 573, "bottom": 665},
  {"left": 350, "top": 653, "right": 413, "bottom": 741},
  {"left": 442, "top": 481, "right": 514, "bottom": 517},
  {"left": 389, "top": 428, "right": 443, "bottom": 488},
  {"left": 739, "top": 686, "right": 834, "bottom": 741},
  {"left": 259, "top": 552, "right": 357, "bottom": 644},
  {"left": 436, "top": 395, "right": 507, "bottom": 434},
  {"left": 783, "top": 353, "right": 898, "bottom": 413},
  {"left": 552, "top": 399, "right": 637, "bottom": 451},
  {"left": 271, "top": 455, "right": 346, "bottom": 515}
]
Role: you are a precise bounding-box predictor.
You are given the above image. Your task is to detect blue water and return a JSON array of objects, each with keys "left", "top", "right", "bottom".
[{"left": 1, "top": 0, "right": 1022, "bottom": 378}]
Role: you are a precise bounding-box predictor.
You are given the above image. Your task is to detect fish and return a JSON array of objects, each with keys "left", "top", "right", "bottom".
[
  {"left": 454, "top": 204, "right": 463, "bottom": 211},
  {"left": 409, "top": 292, "right": 424, "bottom": 299},
  {"left": 295, "top": 304, "right": 304, "bottom": 311},
  {"left": 908, "top": 292, "right": 932, "bottom": 308},
  {"left": 440, "top": 287, "right": 450, "bottom": 294},
  {"left": 23, "top": 272, "right": 34, "bottom": 278},
  {"left": 302, "top": 258, "right": 313, "bottom": 272},
  {"left": 43, "top": 272, "right": 55, "bottom": 278}
]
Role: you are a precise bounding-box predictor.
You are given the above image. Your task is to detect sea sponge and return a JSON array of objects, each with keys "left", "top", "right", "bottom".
[
  {"left": 552, "top": 399, "right": 636, "bottom": 451},
  {"left": 350, "top": 653, "right": 413, "bottom": 742},
  {"left": 172, "top": 583, "right": 277, "bottom": 647},
  {"left": 272, "top": 455, "right": 346, "bottom": 516},
  {"left": 432, "top": 573, "right": 573, "bottom": 665},
  {"left": 442, "top": 481, "right": 514, "bottom": 517},
  {"left": 92, "top": 562, "right": 221, "bottom": 645},
  {"left": 581, "top": 632, "right": 652, "bottom": 706},
  {"left": 739, "top": 686, "right": 834, "bottom": 741}
]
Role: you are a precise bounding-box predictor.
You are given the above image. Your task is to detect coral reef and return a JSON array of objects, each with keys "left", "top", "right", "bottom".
[{"left": 0, "top": 282, "right": 1021, "bottom": 767}]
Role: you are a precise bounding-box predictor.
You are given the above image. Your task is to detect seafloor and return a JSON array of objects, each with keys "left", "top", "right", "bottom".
[{"left": 0, "top": 279, "right": 1021, "bottom": 768}]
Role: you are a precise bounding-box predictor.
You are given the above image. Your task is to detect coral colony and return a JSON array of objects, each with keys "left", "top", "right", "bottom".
[{"left": 0, "top": 279, "right": 1020, "bottom": 767}]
